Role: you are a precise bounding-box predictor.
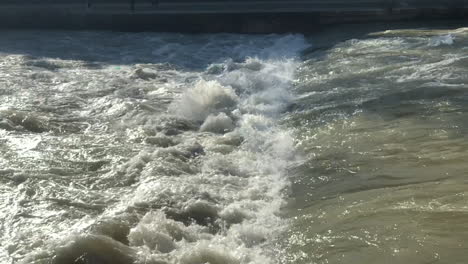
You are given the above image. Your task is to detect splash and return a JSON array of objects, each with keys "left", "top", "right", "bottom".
[{"left": 11, "top": 34, "right": 308, "bottom": 264}]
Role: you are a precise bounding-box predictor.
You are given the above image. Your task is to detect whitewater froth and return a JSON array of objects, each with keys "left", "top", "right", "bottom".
[
  {"left": 171, "top": 80, "right": 239, "bottom": 122},
  {"left": 125, "top": 34, "right": 307, "bottom": 263},
  {"left": 9, "top": 34, "right": 308, "bottom": 264}
]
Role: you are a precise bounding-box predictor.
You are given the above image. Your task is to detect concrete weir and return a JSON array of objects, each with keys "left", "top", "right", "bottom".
[{"left": 0, "top": 0, "right": 467, "bottom": 32}]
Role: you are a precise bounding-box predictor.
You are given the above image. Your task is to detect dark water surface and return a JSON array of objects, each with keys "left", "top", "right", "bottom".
[{"left": 284, "top": 24, "right": 468, "bottom": 264}]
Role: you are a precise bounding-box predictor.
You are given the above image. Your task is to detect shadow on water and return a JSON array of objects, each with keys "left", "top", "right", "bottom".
[
  {"left": 0, "top": 20, "right": 465, "bottom": 71},
  {"left": 302, "top": 19, "right": 468, "bottom": 57},
  {"left": 292, "top": 20, "right": 468, "bottom": 118},
  {"left": 278, "top": 20, "right": 468, "bottom": 264},
  {"left": 0, "top": 31, "right": 261, "bottom": 72},
  {"left": 285, "top": 20, "right": 468, "bottom": 206}
]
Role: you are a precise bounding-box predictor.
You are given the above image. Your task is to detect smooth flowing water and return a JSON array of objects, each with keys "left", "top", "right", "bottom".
[{"left": 0, "top": 23, "right": 467, "bottom": 264}]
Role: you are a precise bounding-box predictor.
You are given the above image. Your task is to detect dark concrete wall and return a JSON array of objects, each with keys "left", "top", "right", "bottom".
[{"left": 0, "top": 0, "right": 467, "bottom": 32}]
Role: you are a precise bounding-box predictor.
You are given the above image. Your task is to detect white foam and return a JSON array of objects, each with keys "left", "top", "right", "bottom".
[
  {"left": 179, "top": 243, "right": 240, "bottom": 264},
  {"left": 129, "top": 212, "right": 181, "bottom": 253},
  {"left": 14, "top": 33, "right": 308, "bottom": 264},
  {"left": 170, "top": 80, "right": 239, "bottom": 122},
  {"left": 200, "top": 113, "right": 235, "bottom": 133},
  {"left": 428, "top": 34, "right": 455, "bottom": 46},
  {"left": 122, "top": 34, "right": 306, "bottom": 263}
]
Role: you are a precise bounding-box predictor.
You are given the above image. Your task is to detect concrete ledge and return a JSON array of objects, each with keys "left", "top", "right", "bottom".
[{"left": 0, "top": 1, "right": 467, "bottom": 32}]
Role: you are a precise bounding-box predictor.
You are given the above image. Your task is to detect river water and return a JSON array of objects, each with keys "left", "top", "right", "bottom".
[{"left": 0, "top": 23, "right": 467, "bottom": 264}]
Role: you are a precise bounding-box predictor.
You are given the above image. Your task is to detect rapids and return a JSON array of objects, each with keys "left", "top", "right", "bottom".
[
  {"left": 1, "top": 22, "right": 468, "bottom": 264},
  {"left": 0, "top": 32, "right": 305, "bottom": 264}
]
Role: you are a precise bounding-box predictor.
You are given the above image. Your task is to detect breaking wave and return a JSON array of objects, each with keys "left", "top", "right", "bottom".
[{"left": 13, "top": 34, "right": 308, "bottom": 264}]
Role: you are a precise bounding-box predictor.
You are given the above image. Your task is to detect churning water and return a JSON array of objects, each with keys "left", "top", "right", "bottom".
[{"left": 0, "top": 24, "right": 467, "bottom": 264}]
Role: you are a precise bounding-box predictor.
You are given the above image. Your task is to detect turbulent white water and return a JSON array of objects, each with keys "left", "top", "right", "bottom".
[
  {"left": 2, "top": 24, "right": 468, "bottom": 264},
  {"left": 0, "top": 32, "right": 307, "bottom": 264}
]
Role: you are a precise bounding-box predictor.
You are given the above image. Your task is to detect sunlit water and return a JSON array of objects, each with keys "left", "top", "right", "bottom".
[{"left": 0, "top": 24, "right": 467, "bottom": 264}]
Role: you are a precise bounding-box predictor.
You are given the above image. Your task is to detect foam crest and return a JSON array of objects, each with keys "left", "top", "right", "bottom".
[
  {"left": 428, "top": 34, "right": 455, "bottom": 46},
  {"left": 179, "top": 243, "right": 240, "bottom": 264},
  {"left": 15, "top": 33, "right": 308, "bottom": 264},
  {"left": 200, "top": 113, "right": 235, "bottom": 133},
  {"left": 130, "top": 34, "right": 304, "bottom": 262},
  {"left": 170, "top": 80, "right": 238, "bottom": 122}
]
